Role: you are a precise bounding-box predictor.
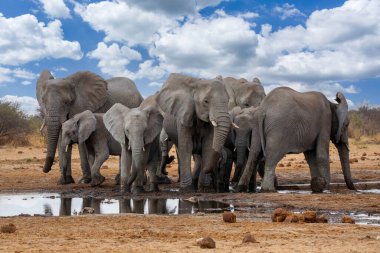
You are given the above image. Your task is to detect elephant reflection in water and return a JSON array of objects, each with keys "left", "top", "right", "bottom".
[
  {"left": 177, "top": 200, "right": 228, "bottom": 214},
  {"left": 119, "top": 199, "right": 168, "bottom": 214},
  {"left": 59, "top": 197, "right": 102, "bottom": 216}
]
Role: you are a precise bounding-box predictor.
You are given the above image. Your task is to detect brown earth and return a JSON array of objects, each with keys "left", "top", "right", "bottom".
[{"left": 0, "top": 139, "right": 380, "bottom": 252}]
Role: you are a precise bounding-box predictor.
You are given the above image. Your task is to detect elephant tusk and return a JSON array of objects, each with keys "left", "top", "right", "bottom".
[
  {"left": 65, "top": 145, "right": 69, "bottom": 152},
  {"left": 128, "top": 145, "right": 131, "bottom": 150},
  {"left": 39, "top": 119, "right": 46, "bottom": 132},
  {"left": 234, "top": 147, "right": 236, "bottom": 152},
  {"left": 164, "top": 137, "right": 168, "bottom": 142},
  {"left": 211, "top": 120, "right": 218, "bottom": 127},
  {"left": 231, "top": 122, "right": 239, "bottom": 129},
  {"left": 142, "top": 146, "right": 145, "bottom": 152},
  {"left": 248, "top": 147, "right": 251, "bottom": 151}
]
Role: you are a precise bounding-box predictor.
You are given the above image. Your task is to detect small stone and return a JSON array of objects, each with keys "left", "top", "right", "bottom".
[
  {"left": 79, "top": 207, "right": 95, "bottom": 215},
  {"left": 272, "top": 208, "right": 288, "bottom": 222},
  {"left": 316, "top": 214, "right": 328, "bottom": 223},
  {"left": 1, "top": 223, "right": 16, "bottom": 233},
  {"left": 196, "top": 237, "right": 216, "bottom": 249},
  {"left": 341, "top": 215, "right": 355, "bottom": 224},
  {"left": 360, "top": 156, "right": 366, "bottom": 161},
  {"left": 303, "top": 210, "right": 317, "bottom": 223},
  {"left": 284, "top": 214, "right": 299, "bottom": 223},
  {"left": 278, "top": 163, "right": 284, "bottom": 167},
  {"left": 286, "top": 162, "right": 291, "bottom": 167},
  {"left": 101, "top": 165, "right": 109, "bottom": 170},
  {"left": 242, "top": 233, "right": 258, "bottom": 243},
  {"left": 222, "top": 211, "right": 236, "bottom": 223},
  {"left": 349, "top": 158, "right": 358, "bottom": 163},
  {"left": 17, "top": 151, "right": 23, "bottom": 154},
  {"left": 196, "top": 212, "right": 205, "bottom": 216},
  {"left": 362, "top": 152, "right": 367, "bottom": 156},
  {"left": 185, "top": 197, "right": 198, "bottom": 203}
]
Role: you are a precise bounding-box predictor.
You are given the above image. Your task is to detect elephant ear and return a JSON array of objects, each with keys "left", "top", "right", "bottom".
[
  {"left": 156, "top": 74, "right": 196, "bottom": 127},
  {"left": 36, "top": 70, "right": 54, "bottom": 114},
  {"left": 68, "top": 71, "right": 108, "bottom": 116},
  {"left": 143, "top": 106, "right": 163, "bottom": 145},
  {"left": 77, "top": 110, "right": 97, "bottom": 144},
  {"left": 103, "top": 103, "right": 130, "bottom": 144}
]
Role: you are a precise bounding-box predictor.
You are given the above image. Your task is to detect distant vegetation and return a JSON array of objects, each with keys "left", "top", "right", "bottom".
[
  {"left": 0, "top": 101, "right": 44, "bottom": 146},
  {"left": 348, "top": 104, "right": 380, "bottom": 143}
]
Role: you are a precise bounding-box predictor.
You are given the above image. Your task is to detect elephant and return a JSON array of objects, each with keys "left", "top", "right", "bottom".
[
  {"left": 36, "top": 70, "right": 143, "bottom": 184},
  {"left": 104, "top": 94, "right": 163, "bottom": 193},
  {"left": 233, "top": 87, "right": 356, "bottom": 193},
  {"left": 222, "top": 77, "right": 266, "bottom": 185},
  {"left": 60, "top": 110, "right": 121, "bottom": 187},
  {"left": 156, "top": 73, "right": 232, "bottom": 191}
]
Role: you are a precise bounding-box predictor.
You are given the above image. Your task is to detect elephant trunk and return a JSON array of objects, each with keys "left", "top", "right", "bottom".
[
  {"left": 235, "top": 130, "right": 249, "bottom": 171},
  {"left": 204, "top": 107, "right": 231, "bottom": 173},
  {"left": 335, "top": 142, "right": 356, "bottom": 190},
  {"left": 43, "top": 113, "right": 61, "bottom": 173},
  {"left": 127, "top": 140, "right": 145, "bottom": 186}
]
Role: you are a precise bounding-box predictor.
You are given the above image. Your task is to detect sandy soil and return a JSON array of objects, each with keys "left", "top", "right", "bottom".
[{"left": 0, "top": 139, "right": 380, "bottom": 252}]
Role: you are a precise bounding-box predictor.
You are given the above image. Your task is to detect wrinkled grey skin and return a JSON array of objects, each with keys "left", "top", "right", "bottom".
[
  {"left": 233, "top": 87, "right": 355, "bottom": 193},
  {"left": 104, "top": 95, "right": 163, "bottom": 193},
  {"left": 36, "top": 70, "right": 142, "bottom": 184},
  {"left": 157, "top": 73, "right": 231, "bottom": 191},
  {"left": 223, "top": 77, "right": 266, "bottom": 185},
  {"left": 61, "top": 110, "right": 121, "bottom": 187}
]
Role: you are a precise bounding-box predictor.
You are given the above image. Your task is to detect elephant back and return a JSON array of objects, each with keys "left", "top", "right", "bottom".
[{"left": 98, "top": 77, "right": 143, "bottom": 113}]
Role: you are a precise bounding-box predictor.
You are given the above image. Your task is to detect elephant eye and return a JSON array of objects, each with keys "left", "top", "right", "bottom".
[
  {"left": 244, "top": 103, "right": 250, "bottom": 107},
  {"left": 204, "top": 99, "right": 209, "bottom": 105}
]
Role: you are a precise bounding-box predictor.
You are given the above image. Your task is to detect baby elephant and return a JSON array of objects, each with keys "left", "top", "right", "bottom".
[{"left": 61, "top": 110, "right": 121, "bottom": 187}]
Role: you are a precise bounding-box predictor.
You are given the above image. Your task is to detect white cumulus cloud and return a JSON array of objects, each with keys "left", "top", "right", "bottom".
[
  {"left": 274, "top": 3, "right": 305, "bottom": 20},
  {"left": 0, "top": 13, "right": 82, "bottom": 66},
  {"left": 39, "top": 0, "right": 71, "bottom": 19}
]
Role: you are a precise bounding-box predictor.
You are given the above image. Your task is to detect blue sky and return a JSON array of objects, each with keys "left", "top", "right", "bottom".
[{"left": 0, "top": 0, "right": 379, "bottom": 115}]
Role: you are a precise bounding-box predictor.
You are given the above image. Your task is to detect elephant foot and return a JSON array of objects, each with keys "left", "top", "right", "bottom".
[
  {"left": 115, "top": 173, "right": 121, "bottom": 185},
  {"left": 57, "top": 175, "right": 75, "bottom": 185},
  {"left": 345, "top": 179, "right": 356, "bottom": 191},
  {"left": 248, "top": 184, "right": 257, "bottom": 193},
  {"left": 311, "top": 177, "right": 326, "bottom": 193},
  {"left": 120, "top": 184, "right": 131, "bottom": 193},
  {"left": 78, "top": 176, "right": 92, "bottom": 184},
  {"left": 215, "top": 183, "right": 227, "bottom": 193},
  {"left": 90, "top": 175, "right": 105, "bottom": 187},
  {"left": 156, "top": 175, "right": 172, "bottom": 184},
  {"left": 148, "top": 183, "right": 160, "bottom": 192},
  {"left": 132, "top": 186, "right": 146, "bottom": 195},
  {"left": 179, "top": 185, "right": 195, "bottom": 193},
  {"left": 231, "top": 184, "right": 248, "bottom": 193}
]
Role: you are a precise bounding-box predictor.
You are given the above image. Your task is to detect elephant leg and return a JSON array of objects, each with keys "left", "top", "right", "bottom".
[
  {"left": 78, "top": 143, "right": 92, "bottom": 184},
  {"left": 57, "top": 133, "right": 74, "bottom": 185},
  {"left": 115, "top": 156, "right": 121, "bottom": 185},
  {"left": 177, "top": 126, "right": 193, "bottom": 190},
  {"left": 260, "top": 148, "right": 284, "bottom": 192},
  {"left": 120, "top": 144, "right": 132, "bottom": 193},
  {"left": 315, "top": 142, "right": 330, "bottom": 192},
  {"left": 147, "top": 152, "right": 160, "bottom": 192},
  {"left": 90, "top": 150, "right": 108, "bottom": 187}
]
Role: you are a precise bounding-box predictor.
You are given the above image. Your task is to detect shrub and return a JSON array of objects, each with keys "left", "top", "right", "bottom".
[{"left": 0, "top": 101, "right": 32, "bottom": 146}]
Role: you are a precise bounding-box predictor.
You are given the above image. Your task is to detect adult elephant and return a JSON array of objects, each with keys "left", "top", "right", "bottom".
[
  {"left": 156, "top": 73, "right": 231, "bottom": 191},
  {"left": 233, "top": 87, "right": 355, "bottom": 193},
  {"left": 223, "top": 77, "right": 266, "bottom": 185},
  {"left": 36, "top": 70, "right": 143, "bottom": 184}
]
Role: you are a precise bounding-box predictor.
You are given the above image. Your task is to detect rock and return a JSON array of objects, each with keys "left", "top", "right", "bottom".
[
  {"left": 196, "top": 212, "right": 205, "bottom": 216},
  {"left": 316, "top": 214, "right": 328, "bottom": 223},
  {"left": 303, "top": 210, "right": 317, "bottom": 223},
  {"left": 341, "top": 215, "right": 355, "bottom": 224},
  {"left": 79, "top": 207, "right": 95, "bottom": 215},
  {"left": 222, "top": 211, "right": 236, "bottom": 223},
  {"left": 1, "top": 223, "right": 16, "bottom": 233},
  {"left": 278, "top": 163, "right": 284, "bottom": 167},
  {"left": 196, "top": 237, "right": 216, "bottom": 249},
  {"left": 242, "top": 233, "right": 258, "bottom": 243},
  {"left": 184, "top": 197, "right": 198, "bottom": 203},
  {"left": 284, "top": 214, "right": 299, "bottom": 223},
  {"left": 101, "top": 165, "right": 109, "bottom": 170},
  {"left": 362, "top": 152, "right": 367, "bottom": 156},
  {"left": 272, "top": 208, "right": 288, "bottom": 222},
  {"left": 286, "top": 162, "right": 291, "bottom": 167},
  {"left": 360, "top": 156, "right": 366, "bottom": 161},
  {"left": 17, "top": 151, "right": 23, "bottom": 154}
]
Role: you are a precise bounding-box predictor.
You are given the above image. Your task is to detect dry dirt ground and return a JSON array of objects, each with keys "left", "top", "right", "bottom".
[{"left": 0, "top": 139, "right": 380, "bottom": 252}]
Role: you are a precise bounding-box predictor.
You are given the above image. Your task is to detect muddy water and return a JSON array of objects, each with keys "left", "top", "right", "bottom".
[
  {"left": 0, "top": 193, "right": 230, "bottom": 217},
  {"left": 1, "top": 192, "right": 379, "bottom": 226}
]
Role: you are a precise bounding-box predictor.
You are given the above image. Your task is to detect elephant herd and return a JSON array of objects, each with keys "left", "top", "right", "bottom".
[{"left": 36, "top": 70, "right": 356, "bottom": 194}]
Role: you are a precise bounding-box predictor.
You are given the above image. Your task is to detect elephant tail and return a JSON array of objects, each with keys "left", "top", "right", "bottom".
[{"left": 258, "top": 110, "right": 266, "bottom": 158}]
